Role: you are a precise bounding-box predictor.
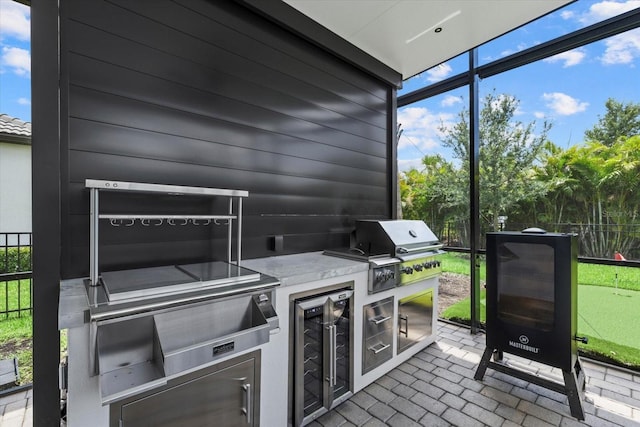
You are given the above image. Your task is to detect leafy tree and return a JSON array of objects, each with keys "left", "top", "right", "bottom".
[
  {"left": 584, "top": 98, "right": 640, "bottom": 146},
  {"left": 438, "top": 92, "right": 551, "bottom": 231}
]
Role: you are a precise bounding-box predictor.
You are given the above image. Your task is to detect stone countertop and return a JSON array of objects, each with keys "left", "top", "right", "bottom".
[
  {"left": 241, "top": 251, "right": 368, "bottom": 287},
  {"left": 59, "top": 278, "right": 89, "bottom": 330},
  {"left": 59, "top": 252, "right": 368, "bottom": 330}
]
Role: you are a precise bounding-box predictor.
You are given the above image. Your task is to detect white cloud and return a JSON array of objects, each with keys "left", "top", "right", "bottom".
[
  {"left": 397, "top": 106, "right": 454, "bottom": 153},
  {"left": 582, "top": 1, "right": 640, "bottom": 24},
  {"left": 398, "top": 158, "right": 425, "bottom": 172},
  {"left": 441, "top": 95, "right": 462, "bottom": 107},
  {"left": 425, "top": 63, "right": 452, "bottom": 83},
  {"left": 533, "top": 111, "right": 546, "bottom": 119},
  {"left": 17, "top": 97, "right": 30, "bottom": 106},
  {"left": 600, "top": 29, "right": 640, "bottom": 65},
  {"left": 1, "top": 46, "right": 30, "bottom": 76},
  {"left": 0, "top": 0, "right": 30, "bottom": 41},
  {"left": 560, "top": 10, "right": 575, "bottom": 20},
  {"left": 542, "top": 92, "right": 588, "bottom": 116},
  {"left": 543, "top": 49, "right": 586, "bottom": 67}
]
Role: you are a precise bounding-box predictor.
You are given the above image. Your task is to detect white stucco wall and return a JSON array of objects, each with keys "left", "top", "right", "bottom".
[{"left": 0, "top": 142, "right": 32, "bottom": 233}]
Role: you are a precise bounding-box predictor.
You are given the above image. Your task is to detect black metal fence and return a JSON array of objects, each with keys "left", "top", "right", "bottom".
[
  {"left": 439, "top": 221, "right": 640, "bottom": 260},
  {"left": 0, "top": 233, "right": 33, "bottom": 318}
]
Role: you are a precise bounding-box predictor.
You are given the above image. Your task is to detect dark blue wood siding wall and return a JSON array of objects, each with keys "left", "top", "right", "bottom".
[{"left": 61, "top": 0, "right": 393, "bottom": 278}]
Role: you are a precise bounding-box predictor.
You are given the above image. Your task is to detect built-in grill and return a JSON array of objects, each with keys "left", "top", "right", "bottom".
[
  {"left": 474, "top": 229, "right": 587, "bottom": 420},
  {"left": 324, "top": 220, "right": 444, "bottom": 293}
]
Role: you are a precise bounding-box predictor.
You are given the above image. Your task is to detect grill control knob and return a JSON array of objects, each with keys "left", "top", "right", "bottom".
[
  {"left": 435, "top": 260, "right": 441, "bottom": 267},
  {"left": 413, "top": 264, "right": 423, "bottom": 272},
  {"left": 375, "top": 271, "right": 385, "bottom": 282},
  {"left": 401, "top": 266, "right": 414, "bottom": 274},
  {"left": 423, "top": 261, "right": 432, "bottom": 269}
]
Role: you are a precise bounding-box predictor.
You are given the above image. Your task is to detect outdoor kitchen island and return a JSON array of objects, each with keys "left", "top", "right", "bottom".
[
  {"left": 244, "top": 251, "right": 440, "bottom": 426},
  {"left": 59, "top": 251, "right": 439, "bottom": 426}
]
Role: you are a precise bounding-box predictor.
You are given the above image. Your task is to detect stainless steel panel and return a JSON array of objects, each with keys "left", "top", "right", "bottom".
[
  {"left": 363, "top": 331, "right": 393, "bottom": 373},
  {"left": 362, "top": 297, "right": 393, "bottom": 339},
  {"left": 96, "top": 316, "right": 166, "bottom": 404},
  {"left": 397, "top": 289, "right": 433, "bottom": 354},
  {"left": 154, "top": 296, "right": 269, "bottom": 376},
  {"left": 101, "top": 262, "right": 262, "bottom": 303},
  {"left": 177, "top": 261, "right": 260, "bottom": 286},
  {"left": 85, "top": 179, "right": 249, "bottom": 197},
  {"left": 96, "top": 290, "right": 276, "bottom": 404},
  {"left": 115, "top": 353, "right": 258, "bottom": 427},
  {"left": 100, "top": 266, "right": 195, "bottom": 301}
]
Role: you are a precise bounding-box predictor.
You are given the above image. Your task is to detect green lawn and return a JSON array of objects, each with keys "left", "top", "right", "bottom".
[
  {"left": 439, "top": 253, "right": 640, "bottom": 370},
  {"left": 0, "top": 316, "right": 33, "bottom": 384},
  {"left": 0, "top": 279, "right": 32, "bottom": 315}
]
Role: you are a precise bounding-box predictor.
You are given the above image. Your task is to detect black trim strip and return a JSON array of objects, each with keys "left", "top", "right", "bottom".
[{"left": 234, "top": 0, "right": 402, "bottom": 88}]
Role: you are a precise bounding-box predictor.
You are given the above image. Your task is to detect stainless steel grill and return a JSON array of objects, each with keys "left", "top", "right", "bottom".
[{"left": 324, "top": 220, "right": 444, "bottom": 293}]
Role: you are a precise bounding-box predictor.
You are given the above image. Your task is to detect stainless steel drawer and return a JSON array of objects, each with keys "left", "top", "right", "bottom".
[
  {"left": 362, "top": 297, "right": 394, "bottom": 374},
  {"left": 363, "top": 329, "right": 393, "bottom": 373},
  {"left": 363, "top": 297, "right": 394, "bottom": 338}
]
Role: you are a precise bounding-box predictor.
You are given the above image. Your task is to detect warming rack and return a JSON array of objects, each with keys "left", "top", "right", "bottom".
[{"left": 86, "top": 179, "right": 249, "bottom": 287}]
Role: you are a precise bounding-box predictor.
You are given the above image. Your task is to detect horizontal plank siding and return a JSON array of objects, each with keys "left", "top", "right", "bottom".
[{"left": 61, "top": 0, "right": 392, "bottom": 277}]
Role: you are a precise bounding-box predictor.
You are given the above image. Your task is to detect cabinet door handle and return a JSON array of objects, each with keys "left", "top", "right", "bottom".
[
  {"left": 368, "top": 342, "right": 391, "bottom": 354},
  {"left": 370, "top": 315, "right": 391, "bottom": 325},
  {"left": 241, "top": 383, "right": 251, "bottom": 424},
  {"left": 399, "top": 314, "right": 408, "bottom": 337}
]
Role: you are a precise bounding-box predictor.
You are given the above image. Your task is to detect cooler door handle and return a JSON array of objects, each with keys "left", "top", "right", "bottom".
[{"left": 331, "top": 325, "right": 337, "bottom": 386}]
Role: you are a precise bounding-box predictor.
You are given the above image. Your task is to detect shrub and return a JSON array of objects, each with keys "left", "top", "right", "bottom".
[{"left": 0, "top": 247, "right": 32, "bottom": 274}]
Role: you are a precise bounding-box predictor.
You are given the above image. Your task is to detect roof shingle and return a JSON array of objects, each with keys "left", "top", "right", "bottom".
[{"left": 0, "top": 114, "right": 31, "bottom": 137}]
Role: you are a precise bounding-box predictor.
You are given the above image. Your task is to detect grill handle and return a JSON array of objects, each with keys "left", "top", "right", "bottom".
[{"left": 397, "top": 244, "right": 443, "bottom": 254}]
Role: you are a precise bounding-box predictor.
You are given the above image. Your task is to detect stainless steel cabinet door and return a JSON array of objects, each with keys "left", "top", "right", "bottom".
[
  {"left": 119, "top": 357, "right": 256, "bottom": 427},
  {"left": 397, "top": 289, "right": 433, "bottom": 354}
]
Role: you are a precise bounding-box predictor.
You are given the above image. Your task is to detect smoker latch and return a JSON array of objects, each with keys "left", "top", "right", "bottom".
[{"left": 574, "top": 335, "right": 589, "bottom": 344}]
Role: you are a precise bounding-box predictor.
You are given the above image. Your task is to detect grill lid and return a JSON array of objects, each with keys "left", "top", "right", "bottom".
[{"left": 354, "top": 220, "right": 442, "bottom": 256}]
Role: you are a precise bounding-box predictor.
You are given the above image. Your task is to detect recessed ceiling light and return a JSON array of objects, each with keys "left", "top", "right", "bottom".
[{"left": 406, "top": 10, "right": 461, "bottom": 44}]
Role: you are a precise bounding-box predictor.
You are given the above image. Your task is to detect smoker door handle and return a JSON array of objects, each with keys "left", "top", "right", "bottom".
[
  {"left": 241, "top": 383, "right": 251, "bottom": 425},
  {"left": 399, "top": 314, "right": 408, "bottom": 337}
]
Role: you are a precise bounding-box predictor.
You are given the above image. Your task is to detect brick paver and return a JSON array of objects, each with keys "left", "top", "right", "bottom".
[
  {"left": 321, "top": 322, "right": 640, "bottom": 427},
  {"left": 4, "top": 322, "right": 640, "bottom": 426}
]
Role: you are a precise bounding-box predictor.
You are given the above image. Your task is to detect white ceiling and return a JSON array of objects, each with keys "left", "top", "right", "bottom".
[{"left": 283, "top": 0, "right": 573, "bottom": 79}]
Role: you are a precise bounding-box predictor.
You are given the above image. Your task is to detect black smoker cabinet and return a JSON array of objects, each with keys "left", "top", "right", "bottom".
[{"left": 475, "top": 230, "right": 587, "bottom": 420}]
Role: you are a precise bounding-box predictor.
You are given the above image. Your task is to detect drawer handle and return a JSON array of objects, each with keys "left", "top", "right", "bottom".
[
  {"left": 370, "top": 315, "right": 391, "bottom": 325},
  {"left": 368, "top": 342, "right": 391, "bottom": 354}
]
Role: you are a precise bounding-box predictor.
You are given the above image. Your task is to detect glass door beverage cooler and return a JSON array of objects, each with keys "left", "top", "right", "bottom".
[{"left": 293, "top": 287, "right": 353, "bottom": 426}]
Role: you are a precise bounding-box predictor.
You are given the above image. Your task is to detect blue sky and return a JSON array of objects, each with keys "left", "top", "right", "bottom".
[
  {"left": 397, "top": 0, "right": 640, "bottom": 171},
  {"left": 0, "top": 0, "right": 30, "bottom": 122},
  {"left": 0, "top": 0, "right": 638, "bottom": 169}
]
